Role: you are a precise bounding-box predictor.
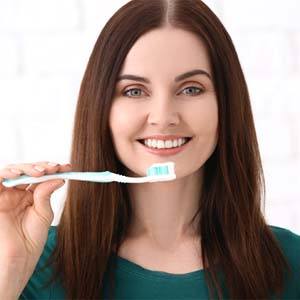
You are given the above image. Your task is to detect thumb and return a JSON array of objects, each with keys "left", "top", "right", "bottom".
[{"left": 32, "top": 179, "right": 65, "bottom": 223}]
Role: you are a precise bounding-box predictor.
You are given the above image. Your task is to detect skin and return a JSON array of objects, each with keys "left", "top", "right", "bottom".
[
  {"left": 0, "top": 162, "right": 71, "bottom": 297},
  {"left": 109, "top": 26, "right": 218, "bottom": 259}
]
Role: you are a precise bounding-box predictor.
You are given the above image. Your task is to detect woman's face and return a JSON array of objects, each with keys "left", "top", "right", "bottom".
[{"left": 109, "top": 26, "right": 218, "bottom": 178}]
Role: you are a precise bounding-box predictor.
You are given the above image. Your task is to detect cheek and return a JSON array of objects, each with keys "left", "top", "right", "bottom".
[
  {"left": 190, "top": 100, "right": 218, "bottom": 132},
  {"left": 109, "top": 102, "right": 140, "bottom": 139},
  {"left": 191, "top": 110, "right": 218, "bottom": 159}
]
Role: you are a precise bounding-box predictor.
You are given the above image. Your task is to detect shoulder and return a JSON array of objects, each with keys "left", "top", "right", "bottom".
[
  {"left": 268, "top": 225, "right": 300, "bottom": 265},
  {"left": 20, "top": 226, "right": 61, "bottom": 300},
  {"left": 269, "top": 225, "right": 300, "bottom": 277},
  {"left": 268, "top": 225, "right": 300, "bottom": 257},
  {"left": 268, "top": 225, "right": 300, "bottom": 295}
]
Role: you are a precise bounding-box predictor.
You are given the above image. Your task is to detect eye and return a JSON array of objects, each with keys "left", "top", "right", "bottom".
[
  {"left": 122, "top": 86, "right": 204, "bottom": 98},
  {"left": 181, "top": 86, "right": 204, "bottom": 96},
  {"left": 122, "top": 88, "right": 146, "bottom": 98}
]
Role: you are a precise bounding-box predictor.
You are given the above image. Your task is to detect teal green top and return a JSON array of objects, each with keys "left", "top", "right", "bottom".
[{"left": 20, "top": 225, "right": 300, "bottom": 299}]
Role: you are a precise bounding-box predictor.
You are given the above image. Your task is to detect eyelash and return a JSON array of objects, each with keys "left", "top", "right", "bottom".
[{"left": 122, "top": 86, "right": 204, "bottom": 98}]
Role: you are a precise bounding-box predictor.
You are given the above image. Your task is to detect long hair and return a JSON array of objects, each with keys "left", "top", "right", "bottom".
[{"left": 42, "top": 0, "right": 292, "bottom": 298}]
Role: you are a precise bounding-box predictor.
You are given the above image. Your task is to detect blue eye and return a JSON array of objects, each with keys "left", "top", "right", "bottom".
[
  {"left": 122, "top": 86, "right": 204, "bottom": 98},
  {"left": 181, "top": 86, "right": 203, "bottom": 96},
  {"left": 123, "top": 88, "right": 145, "bottom": 98}
]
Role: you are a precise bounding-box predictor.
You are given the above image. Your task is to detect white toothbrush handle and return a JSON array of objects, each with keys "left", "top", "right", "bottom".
[
  {"left": 1, "top": 172, "right": 114, "bottom": 188},
  {"left": 2, "top": 170, "right": 176, "bottom": 187}
]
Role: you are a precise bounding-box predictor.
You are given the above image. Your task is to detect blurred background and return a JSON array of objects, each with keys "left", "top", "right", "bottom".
[{"left": 0, "top": 0, "right": 299, "bottom": 233}]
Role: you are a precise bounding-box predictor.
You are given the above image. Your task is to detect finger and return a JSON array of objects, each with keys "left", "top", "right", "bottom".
[
  {"left": 0, "top": 166, "right": 43, "bottom": 192},
  {"left": 32, "top": 179, "right": 66, "bottom": 223},
  {"left": 2, "top": 162, "right": 61, "bottom": 179},
  {"left": 0, "top": 168, "right": 23, "bottom": 180},
  {"left": 25, "top": 162, "right": 72, "bottom": 175},
  {"left": 4, "top": 161, "right": 48, "bottom": 171},
  {"left": 35, "top": 162, "right": 61, "bottom": 174},
  {"left": 22, "top": 163, "right": 71, "bottom": 192},
  {"left": 58, "top": 163, "right": 72, "bottom": 173},
  {"left": 0, "top": 168, "right": 26, "bottom": 192},
  {"left": 5, "top": 163, "right": 47, "bottom": 177},
  {"left": 0, "top": 162, "right": 72, "bottom": 187}
]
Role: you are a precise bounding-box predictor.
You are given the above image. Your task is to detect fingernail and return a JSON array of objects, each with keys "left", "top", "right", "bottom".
[
  {"left": 25, "top": 184, "right": 33, "bottom": 191},
  {"left": 34, "top": 166, "right": 45, "bottom": 172}
]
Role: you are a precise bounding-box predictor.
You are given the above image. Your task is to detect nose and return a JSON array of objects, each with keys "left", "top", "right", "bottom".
[{"left": 147, "top": 98, "right": 180, "bottom": 127}]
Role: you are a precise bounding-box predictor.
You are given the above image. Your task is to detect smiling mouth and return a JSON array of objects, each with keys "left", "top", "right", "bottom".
[{"left": 136, "top": 137, "right": 193, "bottom": 147}]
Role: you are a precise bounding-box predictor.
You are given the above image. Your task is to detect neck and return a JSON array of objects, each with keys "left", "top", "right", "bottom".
[{"left": 125, "top": 168, "right": 203, "bottom": 250}]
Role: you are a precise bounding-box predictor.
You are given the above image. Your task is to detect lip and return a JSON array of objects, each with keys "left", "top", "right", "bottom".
[
  {"left": 137, "top": 137, "right": 192, "bottom": 156},
  {"left": 137, "top": 135, "right": 192, "bottom": 141}
]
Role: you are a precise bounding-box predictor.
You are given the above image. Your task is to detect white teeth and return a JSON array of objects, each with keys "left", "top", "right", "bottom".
[{"left": 142, "top": 138, "right": 189, "bottom": 149}]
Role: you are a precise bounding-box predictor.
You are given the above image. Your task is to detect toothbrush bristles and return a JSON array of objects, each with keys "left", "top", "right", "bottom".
[{"left": 146, "top": 161, "right": 175, "bottom": 177}]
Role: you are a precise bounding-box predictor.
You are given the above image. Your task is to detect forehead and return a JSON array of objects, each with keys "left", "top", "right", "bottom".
[{"left": 120, "top": 27, "right": 212, "bottom": 77}]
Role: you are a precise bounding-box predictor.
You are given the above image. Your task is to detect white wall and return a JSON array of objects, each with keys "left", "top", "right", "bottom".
[{"left": 0, "top": 0, "right": 299, "bottom": 234}]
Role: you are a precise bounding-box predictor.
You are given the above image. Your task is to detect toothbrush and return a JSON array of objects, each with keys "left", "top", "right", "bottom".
[{"left": 2, "top": 161, "right": 176, "bottom": 188}]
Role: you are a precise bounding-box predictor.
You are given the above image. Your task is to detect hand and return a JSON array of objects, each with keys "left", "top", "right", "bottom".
[{"left": 0, "top": 161, "right": 72, "bottom": 296}]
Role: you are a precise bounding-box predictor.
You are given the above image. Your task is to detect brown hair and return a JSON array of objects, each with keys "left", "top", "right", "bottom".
[{"left": 42, "top": 0, "right": 292, "bottom": 299}]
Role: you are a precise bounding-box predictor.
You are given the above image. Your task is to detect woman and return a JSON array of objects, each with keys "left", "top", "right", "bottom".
[{"left": 0, "top": 0, "right": 299, "bottom": 299}]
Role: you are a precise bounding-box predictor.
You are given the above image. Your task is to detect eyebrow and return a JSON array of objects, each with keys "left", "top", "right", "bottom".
[{"left": 117, "top": 69, "right": 211, "bottom": 83}]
